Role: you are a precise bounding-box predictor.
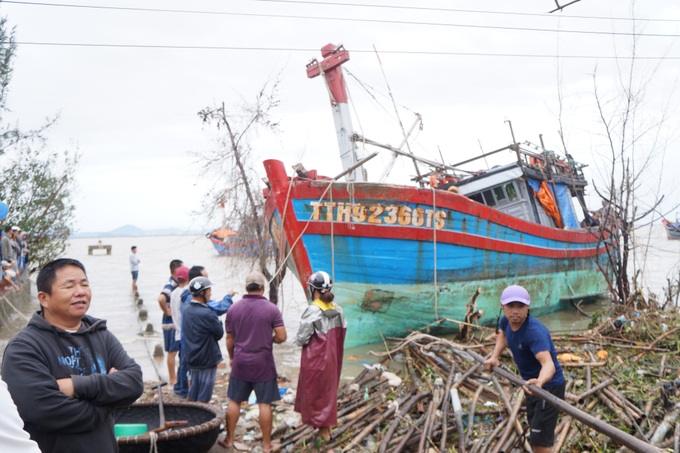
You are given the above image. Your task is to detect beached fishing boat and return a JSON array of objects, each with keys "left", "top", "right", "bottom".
[
  {"left": 263, "top": 44, "right": 609, "bottom": 347},
  {"left": 662, "top": 218, "right": 680, "bottom": 240}
]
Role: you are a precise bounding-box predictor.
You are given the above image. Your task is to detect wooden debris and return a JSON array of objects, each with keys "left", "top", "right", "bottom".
[{"left": 265, "top": 307, "right": 680, "bottom": 452}]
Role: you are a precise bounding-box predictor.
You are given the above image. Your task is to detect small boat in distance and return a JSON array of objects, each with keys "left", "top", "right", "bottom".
[
  {"left": 206, "top": 228, "right": 237, "bottom": 256},
  {"left": 263, "top": 44, "right": 610, "bottom": 347},
  {"left": 662, "top": 218, "right": 680, "bottom": 240},
  {"left": 207, "top": 228, "right": 259, "bottom": 257}
]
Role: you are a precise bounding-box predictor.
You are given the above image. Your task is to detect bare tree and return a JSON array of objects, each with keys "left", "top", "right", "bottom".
[
  {"left": 552, "top": 4, "right": 677, "bottom": 306},
  {"left": 197, "top": 79, "right": 286, "bottom": 304},
  {"left": 0, "top": 16, "right": 79, "bottom": 267},
  {"left": 582, "top": 51, "right": 672, "bottom": 305}
]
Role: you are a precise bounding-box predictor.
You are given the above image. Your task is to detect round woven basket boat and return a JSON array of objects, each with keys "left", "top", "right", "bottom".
[{"left": 115, "top": 401, "right": 222, "bottom": 453}]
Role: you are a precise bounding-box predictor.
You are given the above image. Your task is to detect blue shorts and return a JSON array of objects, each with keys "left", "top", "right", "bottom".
[
  {"left": 227, "top": 376, "right": 280, "bottom": 404},
  {"left": 131, "top": 271, "right": 139, "bottom": 281},
  {"left": 162, "top": 317, "right": 180, "bottom": 352}
]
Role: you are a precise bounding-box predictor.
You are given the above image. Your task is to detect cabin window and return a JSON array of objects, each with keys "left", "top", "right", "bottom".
[
  {"left": 482, "top": 190, "right": 496, "bottom": 206},
  {"left": 469, "top": 181, "right": 520, "bottom": 207},
  {"left": 469, "top": 193, "right": 484, "bottom": 204}
]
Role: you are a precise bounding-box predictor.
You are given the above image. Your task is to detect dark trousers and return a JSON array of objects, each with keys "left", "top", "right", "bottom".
[{"left": 174, "top": 340, "right": 189, "bottom": 397}]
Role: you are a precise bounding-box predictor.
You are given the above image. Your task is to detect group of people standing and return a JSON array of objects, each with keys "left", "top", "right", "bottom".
[
  {"left": 1, "top": 224, "right": 29, "bottom": 293},
  {"left": 0, "top": 255, "right": 348, "bottom": 453},
  {"left": 152, "top": 255, "right": 347, "bottom": 453},
  {"left": 0, "top": 248, "right": 563, "bottom": 453}
]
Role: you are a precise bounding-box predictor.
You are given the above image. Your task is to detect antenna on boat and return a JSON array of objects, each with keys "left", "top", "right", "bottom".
[
  {"left": 306, "top": 44, "right": 367, "bottom": 183},
  {"left": 477, "top": 139, "right": 490, "bottom": 168},
  {"left": 504, "top": 119, "right": 522, "bottom": 163}
]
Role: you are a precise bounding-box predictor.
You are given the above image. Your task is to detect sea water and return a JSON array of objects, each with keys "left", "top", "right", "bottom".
[{"left": 1, "top": 224, "right": 678, "bottom": 383}]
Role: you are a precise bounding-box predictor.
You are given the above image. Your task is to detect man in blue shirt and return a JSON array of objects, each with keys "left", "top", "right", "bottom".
[
  {"left": 158, "top": 259, "right": 183, "bottom": 387},
  {"left": 485, "top": 285, "right": 565, "bottom": 453}
]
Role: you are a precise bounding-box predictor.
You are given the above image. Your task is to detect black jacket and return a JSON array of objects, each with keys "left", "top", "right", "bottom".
[
  {"left": 182, "top": 301, "right": 224, "bottom": 369},
  {"left": 1, "top": 312, "right": 143, "bottom": 453}
]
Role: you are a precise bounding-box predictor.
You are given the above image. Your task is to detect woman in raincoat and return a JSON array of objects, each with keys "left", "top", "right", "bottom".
[{"left": 294, "top": 271, "right": 347, "bottom": 447}]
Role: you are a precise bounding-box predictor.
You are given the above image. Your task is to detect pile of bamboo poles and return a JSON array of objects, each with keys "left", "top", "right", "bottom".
[{"left": 269, "top": 317, "right": 680, "bottom": 452}]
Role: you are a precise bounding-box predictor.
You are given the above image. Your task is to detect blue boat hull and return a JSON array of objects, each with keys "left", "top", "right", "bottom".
[
  {"left": 302, "top": 235, "right": 606, "bottom": 347},
  {"left": 263, "top": 160, "right": 610, "bottom": 347}
]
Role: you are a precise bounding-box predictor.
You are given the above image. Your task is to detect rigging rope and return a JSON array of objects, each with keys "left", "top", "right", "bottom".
[
  {"left": 269, "top": 178, "right": 337, "bottom": 284},
  {"left": 330, "top": 188, "right": 335, "bottom": 283},
  {"left": 373, "top": 45, "right": 421, "bottom": 182},
  {"left": 271, "top": 174, "right": 444, "bottom": 319},
  {"left": 272, "top": 179, "right": 295, "bottom": 310}
]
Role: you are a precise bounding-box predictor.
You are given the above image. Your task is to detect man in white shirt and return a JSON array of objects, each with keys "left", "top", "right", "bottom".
[{"left": 129, "top": 246, "right": 140, "bottom": 294}]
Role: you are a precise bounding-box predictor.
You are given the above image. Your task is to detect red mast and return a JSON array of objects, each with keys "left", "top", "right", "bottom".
[{"left": 306, "top": 44, "right": 367, "bottom": 182}]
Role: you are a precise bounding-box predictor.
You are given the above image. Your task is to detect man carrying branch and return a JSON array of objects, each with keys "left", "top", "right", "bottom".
[{"left": 485, "top": 285, "right": 566, "bottom": 453}]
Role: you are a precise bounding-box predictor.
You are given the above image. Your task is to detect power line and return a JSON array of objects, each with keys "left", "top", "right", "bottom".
[
  {"left": 246, "top": 0, "right": 680, "bottom": 23},
  {"left": 2, "top": 1, "right": 680, "bottom": 38},
  {"left": 10, "top": 41, "right": 680, "bottom": 60}
]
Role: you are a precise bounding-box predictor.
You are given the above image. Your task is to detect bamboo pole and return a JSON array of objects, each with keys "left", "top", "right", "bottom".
[
  {"left": 342, "top": 393, "right": 413, "bottom": 453},
  {"left": 659, "top": 353, "right": 667, "bottom": 378},
  {"left": 491, "top": 374, "right": 525, "bottom": 438},
  {"left": 597, "top": 391, "right": 634, "bottom": 427},
  {"left": 633, "top": 327, "right": 680, "bottom": 361},
  {"left": 378, "top": 392, "right": 427, "bottom": 453},
  {"left": 479, "top": 417, "right": 508, "bottom": 453},
  {"left": 575, "top": 378, "right": 615, "bottom": 401},
  {"left": 439, "top": 361, "right": 456, "bottom": 452},
  {"left": 491, "top": 387, "right": 524, "bottom": 453},
  {"left": 553, "top": 416, "right": 572, "bottom": 452},
  {"left": 388, "top": 425, "right": 416, "bottom": 453},
  {"left": 465, "top": 384, "right": 485, "bottom": 446}
]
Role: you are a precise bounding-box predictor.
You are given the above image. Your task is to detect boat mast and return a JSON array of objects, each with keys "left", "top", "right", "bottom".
[{"left": 306, "top": 44, "right": 367, "bottom": 182}]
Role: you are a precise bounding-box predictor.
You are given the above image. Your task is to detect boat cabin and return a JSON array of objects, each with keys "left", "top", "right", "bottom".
[{"left": 450, "top": 143, "right": 588, "bottom": 229}]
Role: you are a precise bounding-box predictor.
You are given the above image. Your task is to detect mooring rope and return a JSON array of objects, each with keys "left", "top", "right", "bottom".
[
  {"left": 272, "top": 179, "right": 296, "bottom": 312},
  {"left": 269, "top": 178, "right": 336, "bottom": 285},
  {"left": 330, "top": 188, "right": 335, "bottom": 281},
  {"left": 148, "top": 431, "right": 158, "bottom": 453},
  {"left": 431, "top": 188, "right": 440, "bottom": 320}
]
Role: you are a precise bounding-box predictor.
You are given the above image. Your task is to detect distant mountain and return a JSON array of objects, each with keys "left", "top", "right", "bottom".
[{"left": 70, "top": 224, "right": 205, "bottom": 238}]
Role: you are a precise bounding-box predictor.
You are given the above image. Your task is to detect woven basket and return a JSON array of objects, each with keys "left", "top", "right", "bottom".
[{"left": 115, "top": 401, "right": 222, "bottom": 453}]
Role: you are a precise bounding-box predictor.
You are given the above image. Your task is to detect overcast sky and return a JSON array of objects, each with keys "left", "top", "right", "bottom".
[{"left": 2, "top": 0, "right": 679, "bottom": 232}]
